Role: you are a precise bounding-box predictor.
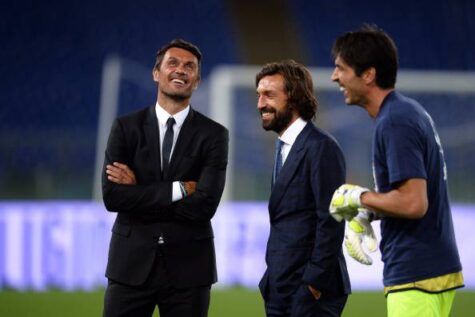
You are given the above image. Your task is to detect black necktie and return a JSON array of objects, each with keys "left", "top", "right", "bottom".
[
  {"left": 273, "top": 139, "right": 284, "bottom": 184},
  {"left": 162, "top": 117, "right": 175, "bottom": 175}
]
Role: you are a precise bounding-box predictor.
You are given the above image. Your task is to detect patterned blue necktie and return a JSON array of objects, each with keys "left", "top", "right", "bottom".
[
  {"left": 273, "top": 139, "right": 284, "bottom": 184},
  {"left": 162, "top": 117, "right": 175, "bottom": 175}
]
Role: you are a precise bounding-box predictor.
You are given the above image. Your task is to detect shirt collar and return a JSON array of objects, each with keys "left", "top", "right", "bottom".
[
  {"left": 279, "top": 117, "right": 307, "bottom": 146},
  {"left": 155, "top": 102, "right": 190, "bottom": 127},
  {"left": 376, "top": 90, "right": 396, "bottom": 120}
]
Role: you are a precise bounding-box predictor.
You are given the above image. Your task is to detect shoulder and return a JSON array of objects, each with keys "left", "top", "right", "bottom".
[
  {"left": 377, "top": 92, "right": 428, "bottom": 130},
  {"left": 116, "top": 106, "right": 151, "bottom": 126},
  {"left": 191, "top": 109, "right": 229, "bottom": 136},
  {"left": 303, "top": 123, "right": 345, "bottom": 171},
  {"left": 307, "top": 123, "right": 340, "bottom": 144},
  {"left": 305, "top": 123, "right": 343, "bottom": 153}
]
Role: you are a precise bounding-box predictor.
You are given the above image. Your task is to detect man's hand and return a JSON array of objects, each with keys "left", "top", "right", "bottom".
[
  {"left": 330, "top": 184, "right": 370, "bottom": 222},
  {"left": 183, "top": 181, "right": 197, "bottom": 195},
  {"left": 308, "top": 285, "right": 321, "bottom": 300},
  {"left": 106, "top": 162, "right": 137, "bottom": 185},
  {"left": 344, "top": 209, "right": 378, "bottom": 265}
]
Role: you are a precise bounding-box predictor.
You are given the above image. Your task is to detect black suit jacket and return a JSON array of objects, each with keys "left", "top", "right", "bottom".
[
  {"left": 102, "top": 106, "right": 228, "bottom": 288},
  {"left": 259, "top": 122, "right": 351, "bottom": 301}
]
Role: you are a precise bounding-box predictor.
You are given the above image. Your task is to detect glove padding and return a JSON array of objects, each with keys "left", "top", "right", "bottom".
[
  {"left": 344, "top": 209, "right": 378, "bottom": 265},
  {"left": 330, "top": 184, "right": 370, "bottom": 222}
]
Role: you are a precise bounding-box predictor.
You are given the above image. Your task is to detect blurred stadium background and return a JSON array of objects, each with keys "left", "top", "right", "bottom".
[{"left": 1, "top": 0, "right": 475, "bottom": 316}]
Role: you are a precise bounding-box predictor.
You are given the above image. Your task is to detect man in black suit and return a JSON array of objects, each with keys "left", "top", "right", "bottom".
[
  {"left": 256, "top": 60, "right": 350, "bottom": 317},
  {"left": 101, "top": 39, "right": 228, "bottom": 317}
]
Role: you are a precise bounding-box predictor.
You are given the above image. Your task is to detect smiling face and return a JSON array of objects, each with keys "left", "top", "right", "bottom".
[
  {"left": 256, "top": 74, "right": 296, "bottom": 134},
  {"left": 153, "top": 47, "right": 200, "bottom": 102},
  {"left": 331, "top": 55, "right": 369, "bottom": 106}
]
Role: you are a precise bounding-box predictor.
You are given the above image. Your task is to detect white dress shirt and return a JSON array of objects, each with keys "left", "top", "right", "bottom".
[
  {"left": 155, "top": 103, "right": 190, "bottom": 201},
  {"left": 278, "top": 117, "right": 307, "bottom": 165}
]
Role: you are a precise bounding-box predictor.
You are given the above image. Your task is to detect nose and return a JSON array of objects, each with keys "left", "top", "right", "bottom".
[
  {"left": 257, "top": 96, "right": 265, "bottom": 109},
  {"left": 331, "top": 68, "right": 339, "bottom": 82},
  {"left": 175, "top": 64, "right": 186, "bottom": 75}
]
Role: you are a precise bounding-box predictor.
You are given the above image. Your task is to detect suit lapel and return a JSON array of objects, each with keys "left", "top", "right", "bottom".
[
  {"left": 269, "top": 122, "right": 312, "bottom": 212},
  {"left": 144, "top": 105, "right": 163, "bottom": 181},
  {"left": 164, "top": 108, "right": 196, "bottom": 179}
]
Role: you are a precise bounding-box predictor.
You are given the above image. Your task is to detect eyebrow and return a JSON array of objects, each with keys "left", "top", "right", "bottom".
[
  {"left": 166, "top": 57, "right": 197, "bottom": 65},
  {"left": 257, "top": 89, "right": 275, "bottom": 96}
]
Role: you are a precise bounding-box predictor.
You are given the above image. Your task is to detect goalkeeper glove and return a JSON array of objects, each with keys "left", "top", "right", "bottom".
[
  {"left": 330, "top": 184, "right": 370, "bottom": 222},
  {"left": 344, "top": 209, "right": 378, "bottom": 265}
]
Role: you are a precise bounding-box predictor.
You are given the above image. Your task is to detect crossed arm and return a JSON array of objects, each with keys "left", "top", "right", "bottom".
[
  {"left": 106, "top": 162, "right": 197, "bottom": 195},
  {"left": 102, "top": 119, "right": 228, "bottom": 220}
]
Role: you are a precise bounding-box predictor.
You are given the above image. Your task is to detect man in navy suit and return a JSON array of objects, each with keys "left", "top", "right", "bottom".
[{"left": 256, "top": 60, "right": 350, "bottom": 317}]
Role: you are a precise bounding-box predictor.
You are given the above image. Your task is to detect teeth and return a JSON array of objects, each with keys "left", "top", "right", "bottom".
[
  {"left": 339, "top": 87, "right": 345, "bottom": 92},
  {"left": 172, "top": 79, "right": 185, "bottom": 84}
]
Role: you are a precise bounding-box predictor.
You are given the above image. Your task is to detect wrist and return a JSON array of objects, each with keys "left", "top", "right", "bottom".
[
  {"left": 179, "top": 181, "right": 188, "bottom": 197},
  {"left": 351, "top": 186, "right": 369, "bottom": 207},
  {"left": 356, "top": 208, "right": 374, "bottom": 222},
  {"left": 359, "top": 190, "right": 369, "bottom": 207}
]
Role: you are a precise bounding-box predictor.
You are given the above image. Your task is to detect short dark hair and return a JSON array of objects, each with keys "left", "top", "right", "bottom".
[
  {"left": 255, "top": 60, "right": 318, "bottom": 120},
  {"left": 154, "top": 39, "right": 202, "bottom": 76},
  {"left": 332, "top": 24, "right": 398, "bottom": 89}
]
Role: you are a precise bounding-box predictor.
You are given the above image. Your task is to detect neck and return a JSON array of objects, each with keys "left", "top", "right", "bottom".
[
  {"left": 278, "top": 114, "right": 300, "bottom": 137},
  {"left": 363, "top": 88, "right": 394, "bottom": 118},
  {"left": 157, "top": 92, "right": 189, "bottom": 115}
]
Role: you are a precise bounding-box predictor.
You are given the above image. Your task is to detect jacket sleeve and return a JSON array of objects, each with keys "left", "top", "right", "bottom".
[
  {"left": 102, "top": 119, "right": 173, "bottom": 213},
  {"left": 302, "top": 139, "right": 346, "bottom": 292},
  {"left": 169, "top": 128, "right": 229, "bottom": 222}
]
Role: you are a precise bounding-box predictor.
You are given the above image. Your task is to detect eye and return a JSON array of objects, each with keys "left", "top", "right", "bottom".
[{"left": 185, "top": 63, "right": 196, "bottom": 71}]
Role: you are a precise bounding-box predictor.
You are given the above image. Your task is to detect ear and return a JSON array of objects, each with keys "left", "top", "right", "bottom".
[
  {"left": 362, "top": 67, "right": 376, "bottom": 85},
  {"left": 152, "top": 68, "right": 159, "bottom": 83},
  {"left": 192, "top": 76, "right": 201, "bottom": 90},
  {"left": 290, "top": 107, "right": 300, "bottom": 122}
]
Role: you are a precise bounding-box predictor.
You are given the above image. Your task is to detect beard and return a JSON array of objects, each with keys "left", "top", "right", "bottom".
[
  {"left": 261, "top": 105, "right": 293, "bottom": 134},
  {"left": 341, "top": 85, "right": 367, "bottom": 106}
]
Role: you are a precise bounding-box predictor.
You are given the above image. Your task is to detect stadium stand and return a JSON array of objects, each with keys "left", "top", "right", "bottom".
[{"left": 0, "top": 0, "right": 474, "bottom": 201}]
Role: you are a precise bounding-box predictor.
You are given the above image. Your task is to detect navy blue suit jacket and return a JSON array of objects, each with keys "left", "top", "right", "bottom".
[{"left": 259, "top": 122, "right": 351, "bottom": 301}]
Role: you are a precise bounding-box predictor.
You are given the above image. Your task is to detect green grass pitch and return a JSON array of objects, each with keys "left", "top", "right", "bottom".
[{"left": 0, "top": 288, "right": 473, "bottom": 316}]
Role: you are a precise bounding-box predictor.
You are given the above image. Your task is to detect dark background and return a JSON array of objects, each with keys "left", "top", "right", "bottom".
[{"left": 1, "top": 0, "right": 474, "bottom": 200}]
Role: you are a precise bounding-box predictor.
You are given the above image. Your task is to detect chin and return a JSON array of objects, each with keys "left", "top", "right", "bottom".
[
  {"left": 165, "top": 91, "right": 191, "bottom": 101},
  {"left": 262, "top": 124, "right": 279, "bottom": 133},
  {"left": 262, "top": 121, "right": 273, "bottom": 131}
]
